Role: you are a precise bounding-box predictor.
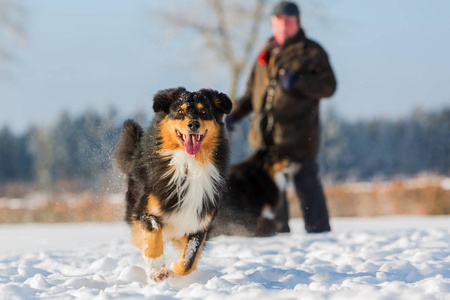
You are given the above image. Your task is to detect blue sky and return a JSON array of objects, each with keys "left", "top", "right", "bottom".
[{"left": 1, "top": 0, "right": 450, "bottom": 134}]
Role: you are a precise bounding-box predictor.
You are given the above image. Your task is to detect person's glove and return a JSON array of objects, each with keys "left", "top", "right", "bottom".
[
  {"left": 279, "top": 69, "right": 298, "bottom": 91},
  {"left": 225, "top": 114, "right": 236, "bottom": 132}
]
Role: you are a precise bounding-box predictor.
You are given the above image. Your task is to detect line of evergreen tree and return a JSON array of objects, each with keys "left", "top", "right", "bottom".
[
  {"left": 0, "top": 106, "right": 449, "bottom": 192},
  {"left": 0, "top": 126, "right": 33, "bottom": 182},
  {"left": 319, "top": 108, "right": 450, "bottom": 182}
]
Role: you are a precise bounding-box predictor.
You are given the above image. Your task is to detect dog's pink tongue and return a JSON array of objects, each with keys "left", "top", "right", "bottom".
[{"left": 184, "top": 134, "right": 201, "bottom": 155}]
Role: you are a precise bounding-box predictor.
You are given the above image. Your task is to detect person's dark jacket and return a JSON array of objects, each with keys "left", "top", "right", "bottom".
[{"left": 231, "top": 29, "right": 336, "bottom": 160}]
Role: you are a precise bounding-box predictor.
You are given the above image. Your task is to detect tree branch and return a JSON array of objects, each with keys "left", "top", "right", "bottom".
[
  {"left": 211, "top": 0, "right": 235, "bottom": 65},
  {"left": 238, "top": 0, "right": 267, "bottom": 72}
]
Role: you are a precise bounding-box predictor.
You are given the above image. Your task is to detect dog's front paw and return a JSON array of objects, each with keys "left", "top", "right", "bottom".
[
  {"left": 143, "top": 254, "right": 165, "bottom": 272},
  {"left": 149, "top": 268, "right": 176, "bottom": 282}
]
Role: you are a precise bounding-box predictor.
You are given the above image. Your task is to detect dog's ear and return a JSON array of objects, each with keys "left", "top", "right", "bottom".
[
  {"left": 153, "top": 87, "right": 186, "bottom": 113},
  {"left": 199, "top": 89, "right": 233, "bottom": 115}
]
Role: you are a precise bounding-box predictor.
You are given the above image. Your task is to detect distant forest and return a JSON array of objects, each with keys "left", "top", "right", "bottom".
[{"left": 1, "top": 106, "right": 449, "bottom": 192}]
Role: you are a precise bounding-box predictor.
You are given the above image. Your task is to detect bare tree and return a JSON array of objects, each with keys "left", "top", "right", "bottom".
[
  {"left": 155, "top": 0, "right": 271, "bottom": 101},
  {"left": 0, "top": 0, "right": 27, "bottom": 79}
]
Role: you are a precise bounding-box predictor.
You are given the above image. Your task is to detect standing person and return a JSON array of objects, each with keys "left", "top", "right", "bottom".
[{"left": 226, "top": 1, "right": 336, "bottom": 233}]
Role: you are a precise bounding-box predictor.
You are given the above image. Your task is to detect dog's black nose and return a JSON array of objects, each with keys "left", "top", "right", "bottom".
[{"left": 187, "top": 120, "right": 200, "bottom": 132}]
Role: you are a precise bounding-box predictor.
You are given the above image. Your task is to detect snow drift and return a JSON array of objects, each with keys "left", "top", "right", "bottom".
[{"left": 0, "top": 216, "right": 449, "bottom": 299}]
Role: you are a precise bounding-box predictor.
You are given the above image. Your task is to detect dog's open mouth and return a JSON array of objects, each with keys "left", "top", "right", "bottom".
[{"left": 176, "top": 130, "right": 207, "bottom": 155}]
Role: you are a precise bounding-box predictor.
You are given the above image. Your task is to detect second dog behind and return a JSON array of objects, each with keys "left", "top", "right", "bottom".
[{"left": 210, "top": 150, "right": 288, "bottom": 237}]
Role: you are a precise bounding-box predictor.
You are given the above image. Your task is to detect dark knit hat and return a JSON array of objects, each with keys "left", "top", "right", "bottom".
[{"left": 272, "top": 1, "right": 300, "bottom": 17}]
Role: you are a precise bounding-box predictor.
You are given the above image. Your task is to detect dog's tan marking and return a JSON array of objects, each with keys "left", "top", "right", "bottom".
[
  {"left": 159, "top": 117, "right": 186, "bottom": 152},
  {"left": 172, "top": 234, "right": 207, "bottom": 276},
  {"left": 131, "top": 221, "right": 164, "bottom": 259},
  {"left": 194, "top": 120, "right": 220, "bottom": 166},
  {"left": 212, "top": 96, "right": 223, "bottom": 111},
  {"left": 180, "top": 103, "right": 187, "bottom": 111},
  {"left": 266, "top": 159, "right": 289, "bottom": 180},
  {"left": 197, "top": 103, "right": 204, "bottom": 110},
  {"left": 146, "top": 194, "right": 162, "bottom": 216}
]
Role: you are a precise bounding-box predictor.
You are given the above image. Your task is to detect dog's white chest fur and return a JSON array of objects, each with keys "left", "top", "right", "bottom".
[{"left": 161, "top": 150, "right": 222, "bottom": 239}]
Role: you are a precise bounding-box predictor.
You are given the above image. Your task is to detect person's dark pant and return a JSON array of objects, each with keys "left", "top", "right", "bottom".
[{"left": 275, "top": 160, "right": 331, "bottom": 233}]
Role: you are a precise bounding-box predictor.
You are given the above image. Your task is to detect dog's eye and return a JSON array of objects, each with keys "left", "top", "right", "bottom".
[
  {"left": 200, "top": 109, "right": 207, "bottom": 115},
  {"left": 177, "top": 109, "right": 184, "bottom": 115}
]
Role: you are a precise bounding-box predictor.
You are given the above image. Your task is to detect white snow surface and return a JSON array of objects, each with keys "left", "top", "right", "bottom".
[{"left": 1, "top": 216, "right": 449, "bottom": 300}]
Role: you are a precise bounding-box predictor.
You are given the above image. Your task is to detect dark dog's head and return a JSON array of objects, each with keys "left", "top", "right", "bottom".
[
  {"left": 152, "top": 87, "right": 232, "bottom": 156},
  {"left": 247, "top": 149, "right": 289, "bottom": 180}
]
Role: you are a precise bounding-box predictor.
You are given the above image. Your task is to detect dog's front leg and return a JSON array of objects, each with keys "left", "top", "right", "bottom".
[
  {"left": 172, "top": 231, "right": 207, "bottom": 276},
  {"left": 131, "top": 214, "right": 165, "bottom": 277}
]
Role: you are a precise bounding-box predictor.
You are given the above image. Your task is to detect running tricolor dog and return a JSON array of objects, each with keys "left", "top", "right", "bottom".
[{"left": 114, "top": 87, "right": 232, "bottom": 281}]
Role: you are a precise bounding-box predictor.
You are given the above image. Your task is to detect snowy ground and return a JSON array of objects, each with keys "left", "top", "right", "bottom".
[{"left": 1, "top": 216, "right": 449, "bottom": 300}]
